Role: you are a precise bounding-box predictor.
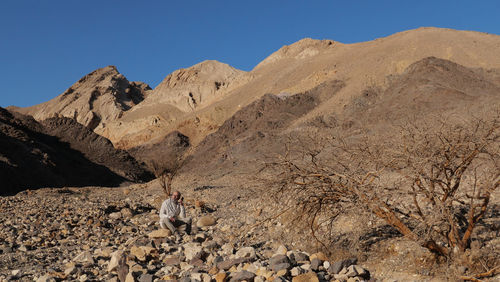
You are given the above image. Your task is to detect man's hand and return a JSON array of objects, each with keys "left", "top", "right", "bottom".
[{"left": 169, "top": 217, "right": 175, "bottom": 222}]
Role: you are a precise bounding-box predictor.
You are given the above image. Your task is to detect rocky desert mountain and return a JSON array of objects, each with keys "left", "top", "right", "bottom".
[
  {"left": 2, "top": 27, "right": 500, "bottom": 281},
  {"left": 14, "top": 65, "right": 151, "bottom": 131},
  {"left": 14, "top": 27, "right": 500, "bottom": 151},
  {"left": 181, "top": 56, "right": 500, "bottom": 182}
]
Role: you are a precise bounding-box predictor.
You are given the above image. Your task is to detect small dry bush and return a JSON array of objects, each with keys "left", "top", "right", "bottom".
[{"left": 148, "top": 153, "right": 184, "bottom": 197}]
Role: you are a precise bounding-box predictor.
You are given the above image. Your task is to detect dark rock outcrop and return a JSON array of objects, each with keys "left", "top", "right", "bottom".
[{"left": 0, "top": 108, "right": 153, "bottom": 196}]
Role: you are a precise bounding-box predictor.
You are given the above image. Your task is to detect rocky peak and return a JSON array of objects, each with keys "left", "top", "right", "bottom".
[
  {"left": 157, "top": 60, "right": 243, "bottom": 89},
  {"left": 16, "top": 66, "right": 151, "bottom": 131},
  {"left": 254, "top": 38, "right": 337, "bottom": 70},
  {"left": 141, "top": 60, "right": 246, "bottom": 112}
]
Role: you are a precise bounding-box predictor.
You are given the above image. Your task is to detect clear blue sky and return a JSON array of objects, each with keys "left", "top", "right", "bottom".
[{"left": 1, "top": 1, "right": 499, "bottom": 108}]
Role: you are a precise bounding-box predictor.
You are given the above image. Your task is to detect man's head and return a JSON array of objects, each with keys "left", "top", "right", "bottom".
[{"left": 171, "top": 191, "right": 181, "bottom": 203}]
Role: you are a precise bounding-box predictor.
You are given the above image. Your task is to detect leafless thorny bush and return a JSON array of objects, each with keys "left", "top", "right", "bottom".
[
  {"left": 265, "top": 115, "right": 499, "bottom": 270},
  {"left": 148, "top": 152, "right": 186, "bottom": 197}
]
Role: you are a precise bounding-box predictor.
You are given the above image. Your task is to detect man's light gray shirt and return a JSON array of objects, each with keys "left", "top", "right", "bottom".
[{"left": 159, "top": 198, "right": 186, "bottom": 221}]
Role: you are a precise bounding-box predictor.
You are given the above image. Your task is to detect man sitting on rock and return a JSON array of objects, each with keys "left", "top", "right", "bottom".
[{"left": 159, "top": 191, "right": 192, "bottom": 235}]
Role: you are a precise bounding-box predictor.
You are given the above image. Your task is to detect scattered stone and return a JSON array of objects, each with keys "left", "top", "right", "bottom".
[
  {"left": 109, "top": 212, "right": 122, "bottom": 220},
  {"left": 0, "top": 245, "right": 13, "bottom": 254},
  {"left": 289, "top": 251, "right": 309, "bottom": 264},
  {"left": 11, "top": 269, "right": 21, "bottom": 278},
  {"left": 131, "top": 245, "right": 147, "bottom": 261},
  {"left": 202, "top": 240, "right": 218, "bottom": 250},
  {"left": 183, "top": 242, "right": 204, "bottom": 260},
  {"left": 192, "top": 272, "right": 211, "bottom": 282},
  {"left": 64, "top": 262, "right": 77, "bottom": 276},
  {"left": 138, "top": 273, "right": 153, "bottom": 282},
  {"left": 221, "top": 243, "right": 234, "bottom": 255},
  {"left": 328, "top": 258, "right": 358, "bottom": 274},
  {"left": 275, "top": 268, "right": 289, "bottom": 277},
  {"left": 125, "top": 271, "right": 135, "bottom": 282},
  {"left": 197, "top": 215, "right": 217, "bottom": 227},
  {"left": 269, "top": 254, "right": 289, "bottom": 269},
  {"left": 353, "top": 265, "right": 370, "bottom": 279},
  {"left": 346, "top": 265, "right": 358, "bottom": 277},
  {"left": 215, "top": 272, "right": 227, "bottom": 282},
  {"left": 79, "top": 274, "right": 89, "bottom": 282},
  {"left": 0, "top": 185, "right": 375, "bottom": 282},
  {"left": 164, "top": 256, "right": 181, "bottom": 266},
  {"left": 290, "top": 267, "right": 304, "bottom": 276},
  {"left": 254, "top": 276, "right": 265, "bottom": 282},
  {"left": 292, "top": 272, "right": 319, "bottom": 282},
  {"left": 276, "top": 245, "right": 288, "bottom": 255},
  {"left": 230, "top": 270, "right": 256, "bottom": 282},
  {"left": 310, "top": 258, "right": 322, "bottom": 271},
  {"left": 108, "top": 250, "right": 126, "bottom": 272},
  {"left": 309, "top": 252, "right": 328, "bottom": 261},
  {"left": 121, "top": 207, "right": 134, "bottom": 218},
  {"left": 36, "top": 275, "right": 56, "bottom": 282},
  {"left": 300, "top": 264, "right": 311, "bottom": 271},
  {"left": 217, "top": 258, "right": 248, "bottom": 271},
  {"left": 272, "top": 262, "right": 291, "bottom": 272},
  {"left": 117, "top": 262, "right": 129, "bottom": 282},
  {"left": 334, "top": 273, "right": 348, "bottom": 281},
  {"left": 73, "top": 251, "right": 95, "bottom": 264},
  {"left": 148, "top": 229, "right": 172, "bottom": 238},
  {"left": 235, "top": 246, "right": 256, "bottom": 260}
]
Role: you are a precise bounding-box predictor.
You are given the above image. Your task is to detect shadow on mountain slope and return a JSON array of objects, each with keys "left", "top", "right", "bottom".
[
  {"left": 0, "top": 108, "right": 153, "bottom": 196},
  {"left": 182, "top": 57, "right": 500, "bottom": 183}
]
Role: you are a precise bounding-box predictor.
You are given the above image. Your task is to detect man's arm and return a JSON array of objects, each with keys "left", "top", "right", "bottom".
[
  {"left": 179, "top": 198, "right": 186, "bottom": 219},
  {"left": 159, "top": 200, "right": 168, "bottom": 220}
]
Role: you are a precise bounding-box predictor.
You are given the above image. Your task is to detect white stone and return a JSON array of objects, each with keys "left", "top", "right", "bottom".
[
  {"left": 79, "top": 274, "right": 89, "bottom": 282},
  {"left": 236, "top": 246, "right": 256, "bottom": 260},
  {"left": 353, "top": 265, "right": 367, "bottom": 277},
  {"left": 300, "top": 264, "right": 311, "bottom": 271},
  {"left": 290, "top": 266, "right": 304, "bottom": 276},
  {"left": 36, "top": 275, "right": 56, "bottom": 282},
  {"left": 221, "top": 243, "right": 234, "bottom": 255},
  {"left": 109, "top": 212, "right": 122, "bottom": 220},
  {"left": 148, "top": 229, "right": 172, "bottom": 238},
  {"left": 183, "top": 242, "right": 203, "bottom": 261},
  {"left": 276, "top": 244, "right": 287, "bottom": 255},
  {"left": 254, "top": 276, "right": 266, "bottom": 282},
  {"left": 107, "top": 250, "right": 125, "bottom": 272},
  {"left": 73, "top": 251, "right": 94, "bottom": 264}
]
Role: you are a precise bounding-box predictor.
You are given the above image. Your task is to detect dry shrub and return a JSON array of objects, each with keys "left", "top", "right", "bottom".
[
  {"left": 148, "top": 153, "right": 184, "bottom": 197},
  {"left": 265, "top": 114, "right": 499, "bottom": 276}
]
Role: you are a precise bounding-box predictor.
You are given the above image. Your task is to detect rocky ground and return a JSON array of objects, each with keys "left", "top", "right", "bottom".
[
  {"left": 0, "top": 180, "right": 498, "bottom": 282},
  {"left": 0, "top": 182, "right": 371, "bottom": 282}
]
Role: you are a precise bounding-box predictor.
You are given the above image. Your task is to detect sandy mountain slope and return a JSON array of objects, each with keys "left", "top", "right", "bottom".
[
  {"left": 105, "top": 27, "right": 500, "bottom": 149},
  {"left": 0, "top": 108, "right": 153, "bottom": 195},
  {"left": 15, "top": 66, "right": 151, "bottom": 131},
  {"left": 180, "top": 57, "right": 500, "bottom": 182}
]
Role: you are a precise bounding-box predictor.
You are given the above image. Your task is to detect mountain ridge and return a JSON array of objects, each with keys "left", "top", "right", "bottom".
[{"left": 11, "top": 27, "right": 500, "bottom": 149}]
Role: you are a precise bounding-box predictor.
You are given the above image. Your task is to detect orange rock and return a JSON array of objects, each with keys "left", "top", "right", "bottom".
[
  {"left": 310, "top": 252, "right": 328, "bottom": 261},
  {"left": 292, "top": 272, "right": 319, "bottom": 282},
  {"left": 215, "top": 272, "right": 227, "bottom": 282},
  {"left": 195, "top": 200, "right": 205, "bottom": 208}
]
